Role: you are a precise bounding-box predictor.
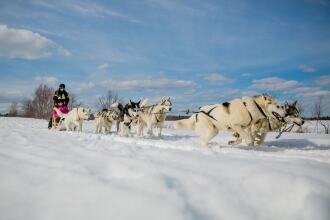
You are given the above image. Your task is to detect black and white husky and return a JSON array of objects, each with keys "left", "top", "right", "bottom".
[
  {"left": 94, "top": 108, "right": 119, "bottom": 134},
  {"left": 112, "top": 99, "right": 148, "bottom": 137}
]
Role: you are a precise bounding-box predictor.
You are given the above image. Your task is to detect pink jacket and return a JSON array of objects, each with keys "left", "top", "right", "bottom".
[{"left": 53, "top": 104, "right": 69, "bottom": 118}]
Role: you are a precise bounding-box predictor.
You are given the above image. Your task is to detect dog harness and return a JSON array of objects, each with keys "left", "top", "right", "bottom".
[
  {"left": 195, "top": 106, "right": 218, "bottom": 122},
  {"left": 243, "top": 101, "right": 272, "bottom": 130}
]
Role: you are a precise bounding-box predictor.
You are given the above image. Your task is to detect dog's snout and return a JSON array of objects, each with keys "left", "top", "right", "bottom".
[
  {"left": 169, "top": 107, "right": 172, "bottom": 111},
  {"left": 301, "top": 120, "right": 305, "bottom": 125}
]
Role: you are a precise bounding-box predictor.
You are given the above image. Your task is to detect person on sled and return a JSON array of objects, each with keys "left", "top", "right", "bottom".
[{"left": 48, "top": 83, "right": 70, "bottom": 129}]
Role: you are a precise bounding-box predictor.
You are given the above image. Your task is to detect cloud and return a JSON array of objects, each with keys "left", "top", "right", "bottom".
[
  {"left": 0, "top": 24, "right": 70, "bottom": 59},
  {"left": 0, "top": 90, "right": 25, "bottom": 101},
  {"left": 73, "top": 82, "right": 96, "bottom": 94},
  {"left": 315, "top": 75, "right": 330, "bottom": 86},
  {"left": 250, "top": 77, "right": 299, "bottom": 91},
  {"left": 99, "top": 78, "right": 197, "bottom": 91},
  {"left": 97, "top": 63, "right": 110, "bottom": 71},
  {"left": 299, "top": 65, "right": 317, "bottom": 73},
  {"left": 241, "top": 73, "right": 252, "bottom": 77},
  {"left": 204, "top": 73, "right": 234, "bottom": 83},
  {"left": 35, "top": 76, "right": 59, "bottom": 85},
  {"left": 32, "top": 0, "right": 144, "bottom": 25}
]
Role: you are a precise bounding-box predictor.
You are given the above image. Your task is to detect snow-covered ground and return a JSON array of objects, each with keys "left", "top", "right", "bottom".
[{"left": 0, "top": 117, "right": 329, "bottom": 220}]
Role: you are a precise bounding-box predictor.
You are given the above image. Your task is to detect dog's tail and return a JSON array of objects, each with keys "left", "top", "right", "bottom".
[
  {"left": 174, "top": 114, "right": 197, "bottom": 130},
  {"left": 53, "top": 107, "right": 68, "bottom": 119}
]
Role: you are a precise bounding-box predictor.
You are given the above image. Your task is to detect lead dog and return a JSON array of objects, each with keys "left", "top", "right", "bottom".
[
  {"left": 54, "top": 107, "right": 92, "bottom": 132},
  {"left": 233, "top": 101, "right": 304, "bottom": 145},
  {"left": 94, "top": 108, "right": 119, "bottom": 134},
  {"left": 136, "top": 97, "right": 172, "bottom": 137},
  {"left": 174, "top": 94, "right": 285, "bottom": 147}
]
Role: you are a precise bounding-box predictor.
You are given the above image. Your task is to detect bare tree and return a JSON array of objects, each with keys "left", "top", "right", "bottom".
[
  {"left": 97, "top": 90, "right": 121, "bottom": 110},
  {"left": 21, "top": 85, "right": 54, "bottom": 119},
  {"left": 68, "top": 93, "right": 83, "bottom": 109},
  {"left": 8, "top": 102, "right": 18, "bottom": 117},
  {"left": 312, "top": 95, "right": 329, "bottom": 134},
  {"left": 32, "top": 85, "right": 54, "bottom": 119},
  {"left": 22, "top": 99, "right": 34, "bottom": 118}
]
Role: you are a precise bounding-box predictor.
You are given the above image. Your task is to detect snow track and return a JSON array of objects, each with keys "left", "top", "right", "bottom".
[{"left": 0, "top": 117, "right": 329, "bottom": 220}]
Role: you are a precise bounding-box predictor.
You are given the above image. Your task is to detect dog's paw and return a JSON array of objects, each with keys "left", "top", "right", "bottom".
[{"left": 228, "top": 140, "right": 236, "bottom": 145}]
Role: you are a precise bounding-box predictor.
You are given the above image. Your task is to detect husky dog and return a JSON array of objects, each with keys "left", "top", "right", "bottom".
[
  {"left": 116, "top": 99, "right": 148, "bottom": 137},
  {"left": 119, "top": 114, "right": 133, "bottom": 137},
  {"left": 136, "top": 97, "right": 172, "bottom": 137},
  {"left": 236, "top": 101, "right": 304, "bottom": 145},
  {"left": 54, "top": 107, "right": 92, "bottom": 132},
  {"left": 94, "top": 108, "right": 119, "bottom": 134},
  {"left": 174, "top": 94, "right": 286, "bottom": 147}
]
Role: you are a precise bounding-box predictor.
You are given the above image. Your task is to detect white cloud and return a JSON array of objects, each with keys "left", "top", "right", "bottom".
[
  {"left": 97, "top": 63, "right": 110, "bottom": 71},
  {"left": 315, "top": 75, "right": 330, "bottom": 86},
  {"left": 241, "top": 73, "right": 252, "bottom": 77},
  {"left": 0, "top": 90, "right": 24, "bottom": 100},
  {"left": 32, "top": 1, "right": 144, "bottom": 25},
  {"left": 0, "top": 24, "right": 70, "bottom": 59},
  {"left": 73, "top": 82, "right": 95, "bottom": 94},
  {"left": 292, "top": 87, "right": 330, "bottom": 97},
  {"left": 99, "top": 78, "right": 197, "bottom": 91},
  {"left": 204, "top": 73, "right": 234, "bottom": 83},
  {"left": 299, "top": 65, "right": 317, "bottom": 73},
  {"left": 35, "top": 76, "right": 59, "bottom": 85},
  {"left": 250, "top": 77, "right": 299, "bottom": 91}
]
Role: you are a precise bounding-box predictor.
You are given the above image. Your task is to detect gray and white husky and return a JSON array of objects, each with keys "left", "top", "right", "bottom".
[
  {"left": 94, "top": 109, "right": 119, "bottom": 134},
  {"left": 234, "top": 101, "right": 304, "bottom": 145},
  {"left": 136, "top": 97, "right": 172, "bottom": 137}
]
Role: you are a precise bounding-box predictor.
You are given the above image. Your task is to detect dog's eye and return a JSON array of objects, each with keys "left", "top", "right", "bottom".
[{"left": 276, "top": 105, "right": 279, "bottom": 108}]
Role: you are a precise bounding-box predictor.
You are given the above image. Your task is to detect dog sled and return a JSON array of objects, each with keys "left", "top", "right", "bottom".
[{"left": 51, "top": 105, "right": 69, "bottom": 129}]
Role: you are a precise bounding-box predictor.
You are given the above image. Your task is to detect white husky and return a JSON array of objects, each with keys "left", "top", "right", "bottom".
[
  {"left": 54, "top": 107, "right": 92, "bottom": 132},
  {"left": 136, "top": 97, "right": 172, "bottom": 137},
  {"left": 174, "top": 94, "right": 285, "bottom": 146}
]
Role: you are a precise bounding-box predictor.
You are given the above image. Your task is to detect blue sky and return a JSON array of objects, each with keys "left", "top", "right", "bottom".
[{"left": 0, "top": 0, "right": 329, "bottom": 115}]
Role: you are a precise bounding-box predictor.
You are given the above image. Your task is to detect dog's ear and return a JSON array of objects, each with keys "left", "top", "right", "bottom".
[
  {"left": 292, "top": 100, "right": 297, "bottom": 106},
  {"left": 111, "top": 102, "right": 119, "bottom": 108},
  {"left": 263, "top": 94, "right": 267, "bottom": 100},
  {"left": 129, "top": 99, "right": 132, "bottom": 106},
  {"left": 140, "top": 98, "right": 149, "bottom": 107},
  {"left": 284, "top": 101, "right": 289, "bottom": 110}
]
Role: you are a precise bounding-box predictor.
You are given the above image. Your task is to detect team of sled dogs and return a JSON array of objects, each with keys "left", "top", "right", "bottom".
[{"left": 53, "top": 94, "right": 304, "bottom": 147}]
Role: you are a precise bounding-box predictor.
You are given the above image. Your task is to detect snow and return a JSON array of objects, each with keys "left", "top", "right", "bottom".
[{"left": 0, "top": 117, "right": 329, "bottom": 220}]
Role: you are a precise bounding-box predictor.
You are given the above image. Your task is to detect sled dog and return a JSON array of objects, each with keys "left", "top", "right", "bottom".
[
  {"left": 136, "top": 97, "right": 172, "bottom": 137},
  {"left": 233, "top": 101, "right": 304, "bottom": 145},
  {"left": 94, "top": 109, "right": 120, "bottom": 134},
  {"left": 114, "top": 99, "right": 148, "bottom": 137},
  {"left": 174, "top": 94, "right": 286, "bottom": 147},
  {"left": 54, "top": 107, "right": 92, "bottom": 132}
]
